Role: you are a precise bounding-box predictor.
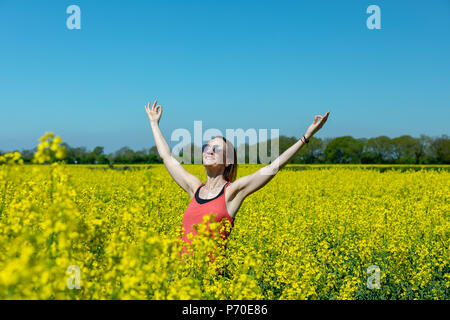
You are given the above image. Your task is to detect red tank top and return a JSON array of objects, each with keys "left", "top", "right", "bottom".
[{"left": 178, "top": 181, "right": 234, "bottom": 260}]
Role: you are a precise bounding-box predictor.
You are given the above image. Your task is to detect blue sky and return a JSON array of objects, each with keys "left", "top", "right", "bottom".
[{"left": 1, "top": 0, "right": 449, "bottom": 153}]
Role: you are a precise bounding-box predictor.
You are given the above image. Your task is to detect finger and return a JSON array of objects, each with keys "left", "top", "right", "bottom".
[
  {"left": 152, "top": 99, "right": 157, "bottom": 111},
  {"left": 319, "top": 115, "right": 328, "bottom": 126},
  {"left": 156, "top": 105, "right": 162, "bottom": 114},
  {"left": 313, "top": 115, "right": 322, "bottom": 124}
]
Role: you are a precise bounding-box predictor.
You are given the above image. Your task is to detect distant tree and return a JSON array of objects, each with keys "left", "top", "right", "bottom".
[
  {"left": 63, "top": 144, "right": 89, "bottom": 164},
  {"left": 148, "top": 146, "right": 163, "bottom": 163},
  {"left": 85, "top": 146, "right": 104, "bottom": 164},
  {"left": 287, "top": 136, "right": 324, "bottom": 163},
  {"left": 148, "top": 153, "right": 163, "bottom": 164},
  {"left": 355, "top": 137, "right": 368, "bottom": 163},
  {"left": 149, "top": 146, "right": 159, "bottom": 156},
  {"left": 391, "top": 135, "right": 420, "bottom": 164},
  {"left": 4, "top": 133, "right": 448, "bottom": 165},
  {"left": 133, "top": 149, "right": 148, "bottom": 164},
  {"left": 429, "top": 134, "right": 450, "bottom": 164},
  {"left": 363, "top": 136, "right": 394, "bottom": 164},
  {"left": 97, "top": 153, "right": 110, "bottom": 165},
  {"left": 113, "top": 146, "right": 135, "bottom": 164},
  {"left": 415, "top": 134, "right": 433, "bottom": 164},
  {"left": 20, "top": 148, "right": 36, "bottom": 163},
  {"left": 324, "top": 136, "right": 364, "bottom": 164}
]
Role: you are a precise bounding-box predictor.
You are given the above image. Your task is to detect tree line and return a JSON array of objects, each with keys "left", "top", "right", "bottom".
[{"left": 1, "top": 134, "right": 448, "bottom": 165}]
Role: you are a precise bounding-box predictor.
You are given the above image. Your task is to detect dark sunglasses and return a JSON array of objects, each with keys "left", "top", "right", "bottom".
[{"left": 202, "top": 144, "right": 222, "bottom": 154}]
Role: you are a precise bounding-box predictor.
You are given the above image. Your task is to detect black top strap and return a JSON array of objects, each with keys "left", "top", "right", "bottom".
[{"left": 195, "top": 182, "right": 229, "bottom": 204}]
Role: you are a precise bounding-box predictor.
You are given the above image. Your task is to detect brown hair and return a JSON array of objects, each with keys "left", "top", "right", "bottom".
[{"left": 213, "top": 136, "right": 238, "bottom": 182}]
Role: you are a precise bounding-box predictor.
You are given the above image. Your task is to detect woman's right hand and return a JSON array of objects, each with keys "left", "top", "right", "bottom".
[{"left": 145, "top": 99, "right": 162, "bottom": 125}]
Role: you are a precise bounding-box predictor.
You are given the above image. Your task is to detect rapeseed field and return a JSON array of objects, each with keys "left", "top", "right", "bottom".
[{"left": 0, "top": 140, "right": 448, "bottom": 299}]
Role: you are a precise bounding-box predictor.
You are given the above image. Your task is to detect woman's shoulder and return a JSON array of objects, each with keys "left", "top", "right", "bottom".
[
  {"left": 224, "top": 180, "right": 241, "bottom": 201},
  {"left": 189, "top": 181, "right": 204, "bottom": 200}
]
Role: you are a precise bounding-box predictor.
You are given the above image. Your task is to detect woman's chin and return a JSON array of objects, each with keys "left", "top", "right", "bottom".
[
  {"left": 203, "top": 160, "right": 222, "bottom": 168},
  {"left": 203, "top": 161, "right": 215, "bottom": 167}
]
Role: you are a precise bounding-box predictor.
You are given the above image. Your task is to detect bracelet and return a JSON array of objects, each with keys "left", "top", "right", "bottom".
[{"left": 302, "top": 134, "right": 309, "bottom": 144}]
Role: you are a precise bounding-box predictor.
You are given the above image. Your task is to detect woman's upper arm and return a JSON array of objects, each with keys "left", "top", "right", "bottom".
[
  {"left": 163, "top": 156, "right": 202, "bottom": 196},
  {"left": 228, "top": 166, "right": 277, "bottom": 199}
]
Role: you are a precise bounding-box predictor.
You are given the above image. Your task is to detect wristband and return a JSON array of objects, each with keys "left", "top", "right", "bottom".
[{"left": 302, "top": 134, "right": 309, "bottom": 144}]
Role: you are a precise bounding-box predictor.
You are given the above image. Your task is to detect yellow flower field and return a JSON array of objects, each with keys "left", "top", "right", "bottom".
[{"left": 0, "top": 163, "right": 448, "bottom": 299}]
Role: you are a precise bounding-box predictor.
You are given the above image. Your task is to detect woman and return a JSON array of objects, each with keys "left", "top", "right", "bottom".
[{"left": 145, "top": 99, "right": 330, "bottom": 264}]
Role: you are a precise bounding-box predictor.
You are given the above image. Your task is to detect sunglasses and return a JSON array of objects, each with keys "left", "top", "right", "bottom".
[{"left": 202, "top": 144, "right": 223, "bottom": 154}]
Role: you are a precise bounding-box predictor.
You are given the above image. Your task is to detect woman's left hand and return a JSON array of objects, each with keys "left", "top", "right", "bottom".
[{"left": 305, "top": 111, "right": 330, "bottom": 139}]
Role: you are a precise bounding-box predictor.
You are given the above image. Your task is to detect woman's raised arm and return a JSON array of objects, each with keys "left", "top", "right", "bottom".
[
  {"left": 229, "top": 111, "right": 330, "bottom": 199},
  {"left": 145, "top": 100, "right": 202, "bottom": 197}
]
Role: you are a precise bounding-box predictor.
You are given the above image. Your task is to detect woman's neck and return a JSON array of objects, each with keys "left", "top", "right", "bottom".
[{"left": 203, "top": 176, "right": 227, "bottom": 190}]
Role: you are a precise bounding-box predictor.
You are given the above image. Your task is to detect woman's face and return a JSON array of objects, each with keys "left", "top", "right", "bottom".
[{"left": 202, "top": 138, "right": 227, "bottom": 168}]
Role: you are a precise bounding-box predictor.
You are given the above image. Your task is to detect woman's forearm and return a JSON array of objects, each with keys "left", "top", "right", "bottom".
[
  {"left": 268, "top": 136, "right": 308, "bottom": 173},
  {"left": 149, "top": 120, "right": 171, "bottom": 160}
]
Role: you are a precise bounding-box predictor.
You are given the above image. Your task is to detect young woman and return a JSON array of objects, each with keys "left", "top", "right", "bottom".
[{"left": 145, "top": 99, "right": 330, "bottom": 264}]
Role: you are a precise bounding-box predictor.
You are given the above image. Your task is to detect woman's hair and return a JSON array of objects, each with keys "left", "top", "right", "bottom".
[{"left": 214, "top": 136, "right": 238, "bottom": 182}]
